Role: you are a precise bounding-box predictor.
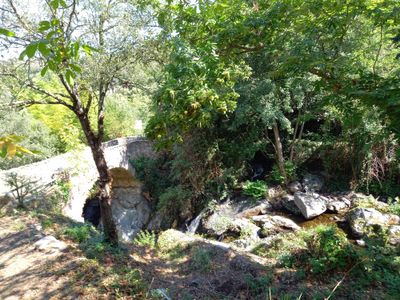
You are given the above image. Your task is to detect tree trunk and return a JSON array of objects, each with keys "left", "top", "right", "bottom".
[
  {"left": 91, "top": 141, "right": 119, "bottom": 245},
  {"left": 77, "top": 114, "right": 118, "bottom": 245},
  {"left": 272, "top": 122, "right": 288, "bottom": 185}
]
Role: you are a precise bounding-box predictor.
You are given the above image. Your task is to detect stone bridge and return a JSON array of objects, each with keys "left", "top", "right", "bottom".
[{"left": 0, "top": 137, "right": 155, "bottom": 239}]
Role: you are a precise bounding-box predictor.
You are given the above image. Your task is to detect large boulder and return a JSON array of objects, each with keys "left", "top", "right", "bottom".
[
  {"left": 326, "top": 196, "right": 352, "bottom": 213},
  {"left": 111, "top": 187, "right": 151, "bottom": 241},
  {"left": 281, "top": 194, "right": 302, "bottom": 215},
  {"left": 287, "top": 181, "right": 302, "bottom": 194},
  {"left": 294, "top": 192, "right": 327, "bottom": 219},
  {"left": 347, "top": 208, "right": 390, "bottom": 237},
  {"left": 201, "top": 198, "right": 271, "bottom": 236},
  {"left": 252, "top": 214, "right": 300, "bottom": 237}
]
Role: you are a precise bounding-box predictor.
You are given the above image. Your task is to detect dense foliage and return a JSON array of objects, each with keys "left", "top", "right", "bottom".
[{"left": 139, "top": 0, "right": 400, "bottom": 220}]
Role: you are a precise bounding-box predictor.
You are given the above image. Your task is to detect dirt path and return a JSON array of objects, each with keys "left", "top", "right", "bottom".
[{"left": 0, "top": 216, "right": 75, "bottom": 300}]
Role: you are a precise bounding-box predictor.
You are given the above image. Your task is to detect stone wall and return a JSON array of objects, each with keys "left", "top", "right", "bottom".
[{"left": 0, "top": 137, "right": 155, "bottom": 222}]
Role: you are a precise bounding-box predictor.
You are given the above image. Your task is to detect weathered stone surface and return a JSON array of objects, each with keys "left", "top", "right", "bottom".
[
  {"left": 281, "top": 194, "right": 302, "bottom": 215},
  {"left": 252, "top": 215, "right": 300, "bottom": 233},
  {"left": 287, "top": 181, "right": 302, "bottom": 194},
  {"left": 348, "top": 208, "right": 389, "bottom": 237},
  {"left": 327, "top": 200, "right": 349, "bottom": 213},
  {"left": 112, "top": 187, "right": 151, "bottom": 241},
  {"left": 236, "top": 202, "right": 272, "bottom": 218},
  {"left": 0, "top": 193, "right": 14, "bottom": 209},
  {"left": 231, "top": 219, "right": 260, "bottom": 241},
  {"left": 294, "top": 192, "right": 327, "bottom": 219},
  {"left": 302, "top": 174, "right": 324, "bottom": 192},
  {"left": 34, "top": 236, "right": 67, "bottom": 253},
  {"left": 202, "top": 212, "right": 235, "bottom": 236},
  {"left": 388, "top": 225, "right": 400, "bottom": 245},
  {"left": 202, "top": 199, "right": 270, "bottom": 236}
]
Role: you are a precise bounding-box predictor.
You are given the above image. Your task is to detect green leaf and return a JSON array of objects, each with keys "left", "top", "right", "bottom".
[
  {"left": 48, "top": 60, "right": 57, "bottom": 71},
  {"left": 18, "top": 50, "right": 26, "bottom": 60},
  {"left": 70, "top": 63, "right": 82, "bottom": 73},
  {"left": 40, "top": 65, "right": 49, "bottom": 76},
  {"left": 46, "top": 31, "right": 57, "bottom": 40},
  {"left": 82, "top": 45, "right": 92, "bottom": 55},
  {"left": 51, "top": 19, "right": 60, "bottom": 27},
  {"left": 0, "top": 146, "right": 7, "bottom": 158},
  {"left": 25, "top": 43, "right": 38, "bottom": 58},
  {"left": 73, "top": 41, "right": 80, "bottom": 57},
  {"left": 59, "top": 0, "right": 67, "bottom": 8},
  {"left": 38, "top": 42, "right": 50, "bottom": 57},
  {"left": 49, "top": 0, "right": 59, "bottom": 10},
  {"left": 0, "top": 28, "right": 15, "bottom": 37},
  {"left": 38, "top": 21, "right": 50, "bottom": 32},
  {"left": 65, "top": 69, "right": 75, "bottom": 86}
]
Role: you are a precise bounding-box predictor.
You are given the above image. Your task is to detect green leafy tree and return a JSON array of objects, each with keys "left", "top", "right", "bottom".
[{"left": 0, "top": 0, "right": 157, "bottom": 244}]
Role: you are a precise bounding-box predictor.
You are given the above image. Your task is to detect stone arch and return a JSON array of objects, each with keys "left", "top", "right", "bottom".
[{"left": 110, "top": 167, "right": 140, "bottom": 188}]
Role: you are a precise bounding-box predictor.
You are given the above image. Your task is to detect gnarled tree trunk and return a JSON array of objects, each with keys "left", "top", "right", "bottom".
[{"left": 77, "top": 113, "right": 118, "bottom": 245}]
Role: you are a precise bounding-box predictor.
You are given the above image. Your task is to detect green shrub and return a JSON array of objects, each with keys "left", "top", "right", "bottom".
[
  {"left": 242, "top": 180, "right": 268, "bottom": 200},
  {"left": 131, "top": 156, "right": 174, "bottom": 200},
  {"left": 388, "top": 197, "right": 400, "bottom": 216},
  {"left": 302, "top": 225, "right": 355, "bottom": 274},
  {"left": 133, "top": 230, "right": 157, "bottom": 249},
  {"left": 62, "top": 223, "right": 94, "bottom": 243},
  {"left": 270, "top": 160, "right": 297, "bottom": 184},
  {"left": 190, "top": 247, "right": 212, "bottom": 273},
  {"left": 243, "top": 274, "right": 272, "bottom": 296},
  {"left": 158, "top": 185, "right": 192, "bottom": 213}
]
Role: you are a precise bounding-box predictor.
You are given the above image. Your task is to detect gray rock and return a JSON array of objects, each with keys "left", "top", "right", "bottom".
[
  {"left": 236, "top": 201, "right": 272, "bottom": 218},
  {"left": 202, "top": 199, "right": 271, "bottom": 235},
  {"left": 202, "top": 212, "right": 235, "bottom": 236},
  {"left": 0, "top": 192, "right": 14, "bottom": 208},
  {"left": 230, "top": 219, "right": 260, "bottom": 241},
  {"left": 34, "top": 235, "right": 67, "bottom": 252},
  {"left": 356, "top": 239, "right": 366, "bottom": 247},
  {"left": 252, "top": 215, "right": 300, "bottom": 232},
  {"left": 348, "top": 208, "right": 389, "bottom": 237},
  {"left": 294, "top": 192, "right": 327, "bottom": 219},
  {"left": 388, "top": 225, "right": 400, "bottom": 245},
  {"left": 111, "top": 187, "right": 151, "bottom": 241},
  {"left": 341, "top": 197, "right": 352, "bottom": 207},
  {"left": 287, "top": 181, "right": 302, "bottom": 194},
  {"left": 147, "top": 210, "right": 166, "bottom": 232},
  {"left": 302, "top": 174, "right": 324, "bottom": 192},
  {"left": 281, "top": 194, "right": 302, "bottom": 215},
  {"left": 327, "top": 200, "right": 349, "bottom": 213}
]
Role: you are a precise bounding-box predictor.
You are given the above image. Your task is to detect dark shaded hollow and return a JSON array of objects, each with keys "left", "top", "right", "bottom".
[{"left": 82, "top": 198, "right": 101, "bottom": 227}]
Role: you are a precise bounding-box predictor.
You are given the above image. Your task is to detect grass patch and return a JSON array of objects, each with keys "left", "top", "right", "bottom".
[{"left": 189, "top": 247, "right": 213, "bottom": 273}]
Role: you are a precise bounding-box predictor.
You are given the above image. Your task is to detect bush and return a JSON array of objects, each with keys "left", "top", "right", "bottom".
[
  {"left": 62, "top": 223, "right": 95, "bottom": 243},
  {"left": 388, "top": 197, "right": 400, "bottom": 216},
  {"left": 270, "top": 161, "right": 297, "bottom": 184},
  {"left": 158, "top": 185, "right": 192, "bottom": 212},
  {"left": 302, "top": 225, "right": 355, "bottom": 274},
  {"left": 131, "top": 156, "right": 174, "bottom": 200},
  {"left": 242, "top": 180, "right": 268, "bottom": 200},
  {"left": 133, "top": 230, "right": 157, "bottom": 249}
]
